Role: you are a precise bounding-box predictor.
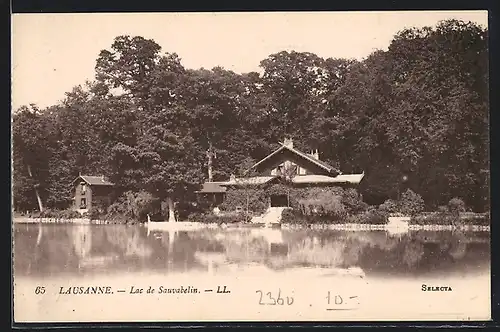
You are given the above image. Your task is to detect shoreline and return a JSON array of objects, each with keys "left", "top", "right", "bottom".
[
  {"left": 282, "top": 223, "right": 490, "bottom": 232},
  {"left": 12, "top": 217, "right": 490, "bottom": 232}
]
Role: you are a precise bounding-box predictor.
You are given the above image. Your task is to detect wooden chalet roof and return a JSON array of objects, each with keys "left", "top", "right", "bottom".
[
  {"left": 220, "top": 176, "right": 276, "bottom": 186},
  {"left": 220, "top": 173, "right": 364, "bottom": 186},
  {"left": 245, "top": 141, "right": 340, "bottom": 175},
  {"left": 200, "top": 139, "right": 364, "bottom": 190},
  {"left": 72, "top": 175, "right": 114, "bottom": 186}
]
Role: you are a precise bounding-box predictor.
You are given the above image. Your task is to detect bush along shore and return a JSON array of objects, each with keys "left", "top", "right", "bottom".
[
  {"left": 13, "top": 190, "right": 489, "bottom": 231},
  {"left": 13, "top": 213, "right": 490, "bottom": 232},
  {"left": 279, "top": 209, "right": 489, "bottom": 231},
  {"left": 281, "top": 223, "right": 490, "bottom": 232},
  {"left": 12, "top": 208, "right": 138, "bottom": 225},
  {"left": 12, "top": 211, "right": 490, "bottom": 232},
  {"left": 13, "top": 215, "right": 113, "bottom": 225}
]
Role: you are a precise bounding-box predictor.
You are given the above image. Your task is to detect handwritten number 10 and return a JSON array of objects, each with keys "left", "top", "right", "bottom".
[
  {"left": 256, "top": 289, "right": 294, "bottom": 305},
  {"left": 326, "top": 291, "right": 343, "bottom": 305}
]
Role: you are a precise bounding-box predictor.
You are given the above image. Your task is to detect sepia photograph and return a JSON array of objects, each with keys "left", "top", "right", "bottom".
[{"left": 12, "top": 10, "right": 490, "bottom": 323}]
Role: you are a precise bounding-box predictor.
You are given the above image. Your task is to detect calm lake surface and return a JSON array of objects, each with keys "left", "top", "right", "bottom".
[
  {"left": 13, "top": 224, "right": 490, "bottom": 279},
  {"left": 13, "top": 223, "right": 491, "bottom": 322}
]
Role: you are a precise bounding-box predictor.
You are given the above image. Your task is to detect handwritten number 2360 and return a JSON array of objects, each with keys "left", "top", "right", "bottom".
[{"left": 256, "top": 289, "right": 294, "bottom": 305}]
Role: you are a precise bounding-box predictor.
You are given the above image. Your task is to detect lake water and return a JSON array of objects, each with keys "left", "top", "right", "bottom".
[{"left": 13, "top": 224, "right": 491, "bottom": 322}]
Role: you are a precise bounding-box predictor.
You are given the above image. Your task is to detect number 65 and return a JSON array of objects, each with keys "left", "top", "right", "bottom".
[{"left": 35, "top": 286, "right": 46, "bottom": 294}]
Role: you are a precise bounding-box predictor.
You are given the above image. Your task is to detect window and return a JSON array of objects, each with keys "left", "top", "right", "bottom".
[
  {"left": 80, "top": 198, "right": 87, "bottom": 209},
  {"left": 80, "top": 182, "right": 86, "bottom": 194}
]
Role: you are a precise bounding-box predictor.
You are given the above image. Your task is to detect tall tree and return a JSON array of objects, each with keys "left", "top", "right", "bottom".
[
  {"left": 11, "top": 19, "right": 489, "bottom": 214},
  {"left": 12, "top": 105, "right": 52, "bottom": 212}
]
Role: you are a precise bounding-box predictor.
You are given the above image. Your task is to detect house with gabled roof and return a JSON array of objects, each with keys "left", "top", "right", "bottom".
[
  {"left": 71, "top": 174, "right": 114, "bottom": 214},
  {"left": 196, "top": 138, "right": 364, "bottom": 208},
  {"left": 194, "top": 181, "right": 227, "bottom": 207}
]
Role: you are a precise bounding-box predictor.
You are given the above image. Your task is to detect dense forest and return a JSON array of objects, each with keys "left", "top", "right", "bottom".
[{"left": 12, "top": 19, "right": 489, "bottom": 215}]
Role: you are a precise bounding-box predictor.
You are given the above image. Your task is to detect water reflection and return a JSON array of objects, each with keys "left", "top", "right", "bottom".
[{"left": 13, "top": 224, "right": 490, "bottom": 278}]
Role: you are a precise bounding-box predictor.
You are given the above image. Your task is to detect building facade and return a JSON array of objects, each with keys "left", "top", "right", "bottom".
[
  {"left": 196, "top": 138, "right": 364, "bottom": 209},
  {"left": 71, "top": 175, "right": 114, "bottom": 214}
]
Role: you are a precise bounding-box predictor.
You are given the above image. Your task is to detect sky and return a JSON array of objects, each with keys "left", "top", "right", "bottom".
[{"left": 11, "top": 11, "right": 488, "bottom": 110}]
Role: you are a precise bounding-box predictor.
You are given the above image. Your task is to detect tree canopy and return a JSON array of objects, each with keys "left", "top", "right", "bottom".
[{"left": 12, "top": 20, "right": 489, "bottom": 214}]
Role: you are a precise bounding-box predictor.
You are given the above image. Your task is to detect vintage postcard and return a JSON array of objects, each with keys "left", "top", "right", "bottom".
[{"left": 12, "top": 10, "right": 490, "bottom": 323}]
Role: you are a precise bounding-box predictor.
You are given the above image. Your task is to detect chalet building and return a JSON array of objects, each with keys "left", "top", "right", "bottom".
[
  {"left": 71, "top": 175, "right": 114, "bottom": 214},
  {"left": 196, "top": 138, "right": 364, "bottom": 208},
  {"left": 195, "top": 182, "right": 227, "bottom": 207}
]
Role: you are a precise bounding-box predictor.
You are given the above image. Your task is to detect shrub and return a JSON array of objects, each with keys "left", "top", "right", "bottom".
[
  {"left": 411, "top": 211, "right": 489, "bottom": 226},
  {"left": 107, "top": 199, "right": 129, "bottom": 217},
  {"left": 410, "top": 212, "right": 459, "bottom": 225},
  {"left": 105, "top": 191, "right": 158, "bottom": 221},
  {"left": 220, "top": 188, "right": 268, "bottom": 215},
  {"left": 281, "top": 208, "right": 350, "bottom": 225},
  {"left": 378, "top": 189, "right": 425, "bottom": 216},
  {"left": 460, "top": 212, "right": 490, "bottom": 226},
  {"left": 187, "top": 212, "right": 250, "bottom": 224},
  {"left": 399, "top": 189, "right": 425, "bottom": 216},
  {"left": 341, "top": 188, "right": 369, "bottom": 215},
  {"left": 298, "top": 188, "right": 347, "bottom": 220},
  {"left": 39, "top": 208, "right": 81, "bottom": 219},
  {"left": 175, "top": 201, "right": 202, "bottom": 221},
  {"left": 438, "top": 205, "right": 449, "bottom": 213},
  {"left": 266, "top": 183, "right": 290, "bottom": 197},
  {"left": 288, "top": 188, "right": 307, "bottom": 209},
  {"left": 348, "top": 209, "right": 388, "bottom": 224},
  {"left": 60, "top": 209, "right": 82, "bottom": 219},
  {"left": 88, "top": 208, "right": 102, "bottom": 221},
  {"left": 281, "top": 208, "right": 310, "bottom": 225},
  {"left": 448, "top": 197, "right": 466, "bottom": 214},
  {"left": 378, "top": 199, "right": 399, "bottom": 214},
  {"left": 39, "top": 208, "right": 55, "bottom": 218},
  {"left": 128, "top": 191, "right": 157, "bottom": 220}
]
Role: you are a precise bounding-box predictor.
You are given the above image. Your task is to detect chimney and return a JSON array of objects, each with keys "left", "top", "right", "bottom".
[
  {"left": 309, "top": 149, "right": 319, "bottom": 160},
  {"left": 283, "top": 138, "right": 294, "bottom": 149}
]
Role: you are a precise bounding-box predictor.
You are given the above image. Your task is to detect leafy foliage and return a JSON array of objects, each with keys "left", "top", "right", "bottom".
[
  {"left": 378, "top": 189, "right": 425, "bottom": 216},
  {"left": 398, "top": 189, "right": 426, "bottom": 216},
  {"left": 187, "top": 212, "right": 249, "bottom": 224},
  {"left": 12, "top": 20, "right": 489, "bottom": 217},
  {"left": 448, "top": 197, "right": 466, "bottom": 214},
  {"left": 378, "top": 199, "right": 400, "bottom": 214},
  {"left": 341, "top": 188, "right": 369, "bottom": 214},
  {"left": 39, "top": 208, "right": 82, "bottom": 219},
  {"left": 219, "top": 188, "right": 267, "bottom": 215},
  {"left": 105, "top": 190, "right": 158, "bottom": 221}
]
